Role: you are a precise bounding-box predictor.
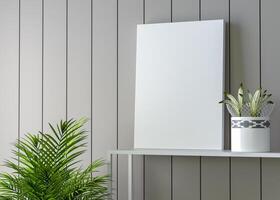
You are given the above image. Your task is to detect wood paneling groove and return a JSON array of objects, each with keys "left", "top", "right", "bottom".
[
  {"left": 260, "top": 158, "right": 263, "bottom": 200},
  {"left": 200, "top": 157, "right": 201, "bottom": 200},
  {"left": 229, "top": 157, "right": 231, "bottom": 200},
  {"left": 41, "top": 0, "right": 44, "bottom": 133},
  {"left": 66, "top": 0, "right": 68, "bottom": 121},
  {"left": 0, "top": 0, "right": 19, "bottom": 172},
  {"left": 259, "top": 0, "right": 262, "bottom": 87},
  {"left": 18, "top": 0, "right": 21, "bottom": 150},
  {"left": 199, "top": 0, "right": 201, "bottom": 20}
]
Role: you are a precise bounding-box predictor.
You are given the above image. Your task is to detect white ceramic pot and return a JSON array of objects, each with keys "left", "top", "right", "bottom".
[{"left": 231, "top": 117, "right": 270, "bottom": 152}]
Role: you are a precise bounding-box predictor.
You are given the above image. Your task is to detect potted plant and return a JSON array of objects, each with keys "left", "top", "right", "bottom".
[
  {"left": 0, "top": 118, "right": 110, "bottom": 199},
  {"left": 220, "top": 84, "right": 274, "bottom": 152}
]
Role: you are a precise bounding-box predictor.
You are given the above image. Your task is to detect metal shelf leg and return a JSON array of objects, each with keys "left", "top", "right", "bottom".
[{"left": 128, "top": 154, "right": 133, "bottom": 200}]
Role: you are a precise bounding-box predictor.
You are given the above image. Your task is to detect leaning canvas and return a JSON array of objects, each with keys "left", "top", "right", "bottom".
[{"left": 134, "top": 20, "right": 225, "bottom": 150}]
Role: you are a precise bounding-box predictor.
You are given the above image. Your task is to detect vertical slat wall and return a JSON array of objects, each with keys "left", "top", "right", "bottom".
[
  {"left": 200, "top": 1, "right": 231, "bottom": 200},
  {"left": 144, "top": 0, "right": 172, "bottom": 200},
  {"left": 92, "top": 0, "right": 118, "bottom": 198},
  {"left": 230, "top": 0, "right": 260, "bottom": 92},
  {"left": 201, "top": 157, "right": 230, "bottom": 200},
  {"left": 92, "top": 0, "right": 118, "bottom": 173},
  {"left": 231, "top": 158, "right": 261, "bottom": 200},
  {"left": 261, "top": 1, "right": 280, "bottom": 199},
  {"left": 118, "top": 0, "right": 144, "bottom": 200},
  {"left": 230, "top": 1, "right": 261, "bottom": 200},
  {"left": 173, "top": 157, "right": 200, "bottom": 200},
  {"left": 2, "top": 0, "right": 280, "bottom": 200},
  {"left": 261, "top": 0, "right": 280, "bottom": 152},
  {"left": 145, "top": 156, "right": 172, "bottom": 200},
  {"left": 0, "top": 0, "right": 19, "bottom": 172},
  {"left": 43, "top": 0, "right": 66, "bottom": 130},
  {"left": 201, "top": 0, "right": 230, "bottom": 149},
  {"left": 262, "top": 159, "right": 280, "bottom": 200},
  {"left": 172, "top": 1, "right": 200, "bottom": 200},
  {"left": 20, "top": 0, "right": 42, "bottom": 135},
  {"left": 67, "top": 0, "right": 91, "bottom": 167},
  {"left": 172, "top": 0, "right": 199, "bottom": 21}
]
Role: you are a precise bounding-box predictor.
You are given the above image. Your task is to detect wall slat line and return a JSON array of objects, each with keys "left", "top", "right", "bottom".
[
  {"left": 173, "top": 157, "right": 200, "bottom": 200},
  {"left": 68, "top": 0, "right": 91, "bottom": 167},
  {"left": 261, "top": 0, "right": 280, "bottom": 152},
  {"left": 201, "top": 0, "right": 230, "bottom": 149},
  {"left": 231, "top": 158, "right": 260, "bottom": 200},
  {"left": 230, "top": 0, "right": 260, "bottom": 92},
  {"left": 0, "top": 0, "right": 19, "bottom": 171},
  {"left": 171, "top": 1, "right": 200, "bottom": 200},
  {"left": 144, "top": 0, "right": 171, "bottom": 199},
  {"left": 20, "top": 0, "right": 42, "bottom": 136},
  {"left": 201, "top": 157, "right": 230, "bottom": 200},
  {"left": 262, "top": 159, "right": 280, "bottom": 200},
  {"left": 118, "top": 0, "right": 143, "bottom": 200},
  {"left": 43, "top": 0, "right": 66, "bottom": 131}
]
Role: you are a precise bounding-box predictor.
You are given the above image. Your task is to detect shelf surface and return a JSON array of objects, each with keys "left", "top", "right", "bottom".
[{"left": 109, "top": 149, "right": 280, "bottom": 158}]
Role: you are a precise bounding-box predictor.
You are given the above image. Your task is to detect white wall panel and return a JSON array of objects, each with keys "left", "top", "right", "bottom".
[
  {"left": 43, "top": 0, "right": 66, "bottom": 131},
  {"left": 20, "top": 0, "right": 42, "bottom": 136},
  {"left": 68, "top": 0, "right": 91, "bottom": 167},
  {"left": 118, "top": 0, "right": 144, "bottom": 199},
  {"left": 0, "top": 0, "right": 19, "bottom": 171}
]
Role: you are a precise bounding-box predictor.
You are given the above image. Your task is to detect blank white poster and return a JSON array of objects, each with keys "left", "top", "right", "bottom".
[{"left": 134, "top": 20, "right": 225, "bottom": 150}]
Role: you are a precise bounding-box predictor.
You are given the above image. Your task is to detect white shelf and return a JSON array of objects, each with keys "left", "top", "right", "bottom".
[{"left": 109, "top": 149, "right": 280, "bottom": 158}]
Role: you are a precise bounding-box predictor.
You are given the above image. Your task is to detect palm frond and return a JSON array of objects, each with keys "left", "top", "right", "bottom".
[{"left": 0, "top": 118, "right": 109, "bottom": 200}]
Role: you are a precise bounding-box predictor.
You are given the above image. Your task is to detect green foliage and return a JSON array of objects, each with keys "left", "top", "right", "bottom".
[
  {"left": 247, "top": 88, "right": 273, "bottom": 117},
  {"left": 219, "top": 83, "right": 244, "bottom": 117},
  {"left": 0, "top": 119, "right": 110, "bottom": 200},
  {"left": 219, "top": 83, "right": 273, "bottom": 117}
]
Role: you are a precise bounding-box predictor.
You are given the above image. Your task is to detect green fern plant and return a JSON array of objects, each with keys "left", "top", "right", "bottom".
[{"left": 0, "top": 118, "right": 110, "bottom": 200}]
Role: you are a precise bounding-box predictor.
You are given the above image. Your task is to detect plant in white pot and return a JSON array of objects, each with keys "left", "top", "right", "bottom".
[{"left": 220, "top": 83, "right": 274, "bottom": 152}]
